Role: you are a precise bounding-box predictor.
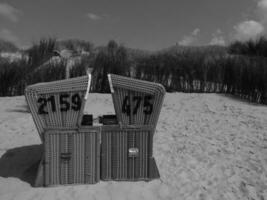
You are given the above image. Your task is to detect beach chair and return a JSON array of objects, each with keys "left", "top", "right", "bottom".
[
  {"left": 25, "top": 74, "right": 100, "bottom": 186},
  {"left": 100, "top": 74, "right": 165, "bottom": 181}
]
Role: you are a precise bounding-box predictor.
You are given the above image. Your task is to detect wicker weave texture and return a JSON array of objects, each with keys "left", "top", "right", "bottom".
[
  {"left": 25, "top": 75, "right": 91, "bottom": 140},
  {"left": 44, "top": 128, "right": 100, "bottom": 186},
  {"left": 25, "top": 75, "right": 90, "bottom": 94},
  {"left": 101, "top": 126, "right": 155, "bottom": 181},
  {"left": 108, "top": 74, "right": 165, "bottom": 127}
]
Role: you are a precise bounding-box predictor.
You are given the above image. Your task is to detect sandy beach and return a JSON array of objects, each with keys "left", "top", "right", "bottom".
[{"left": 0, "top": 93, "right": 266, "bottom": 200}]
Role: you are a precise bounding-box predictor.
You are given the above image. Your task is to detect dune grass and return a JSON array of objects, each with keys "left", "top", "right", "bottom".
[{"left": 0, "top": 37, "right": 267, "bottom": 104}]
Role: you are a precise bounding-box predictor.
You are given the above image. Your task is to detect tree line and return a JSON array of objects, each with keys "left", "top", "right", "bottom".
[{"left": 0, "top": 37, "right": 267, "bottom": 104}]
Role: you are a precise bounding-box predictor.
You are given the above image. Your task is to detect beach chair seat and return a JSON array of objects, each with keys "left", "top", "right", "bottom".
[
  {"left": 44, "top": 127, "right": 100, "bottom": 186},
  {"left": 101, "top": 125, "right": 159, "bottom": 181}
]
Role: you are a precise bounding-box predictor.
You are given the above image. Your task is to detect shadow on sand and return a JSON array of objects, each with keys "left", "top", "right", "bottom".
[{"left": 0, "top": 144, "right": 42, "bottom": 186}]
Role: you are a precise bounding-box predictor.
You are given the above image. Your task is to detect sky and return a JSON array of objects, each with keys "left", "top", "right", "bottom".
[{"left": 0, "top": 0, "right": 266, "bottom": 50}]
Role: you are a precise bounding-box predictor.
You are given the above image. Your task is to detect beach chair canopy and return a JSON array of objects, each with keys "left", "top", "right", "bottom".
[
  {"left": 25, "top": 74, "right": 91, "bottom": 140},
  {"left": 108, "top": 74, "right": 165, "bottom": 127}
]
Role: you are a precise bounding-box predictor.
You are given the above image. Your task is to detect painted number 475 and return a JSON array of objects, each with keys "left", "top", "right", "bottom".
[{"left": 122, "top": 95, "right": 153, "bottom": 116}]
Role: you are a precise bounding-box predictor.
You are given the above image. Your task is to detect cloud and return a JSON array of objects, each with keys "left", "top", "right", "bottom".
[
  {"left": 209, "top": 36, "right": 226, "bottom": 46},
  {"left": 258, "top": 0, "right": 267, "bottom": 10},
  {"left": 192, "top": 28, "right": 200, "bottom": 36},
  {"left": 0, "top": 28, "right": 19, "bottom": 44},
  {"left": 234, "top": 20, "right": 264, "bottom": 41},
  {"left": 209, "top": 29, "right": 226, "bottom": 46},
  {"left": 179, "top": 28, "right": 200, "bottom": 46},
  {"left": 86, "top": 12, "right": 103, "bottom": 20},
  {"left": 232, "top": 0, "right": 267, "bottom": 41},
  {"left": 0, "top": 3, "right": 21, "bottom": 22},
  {"left": 257, "top": 0, "right": 267, "bottom": 24}
]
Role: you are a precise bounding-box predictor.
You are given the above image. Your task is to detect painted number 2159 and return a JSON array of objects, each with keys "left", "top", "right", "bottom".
[{"left": 37, "top": 93, "right": 82, "bottom": 114}]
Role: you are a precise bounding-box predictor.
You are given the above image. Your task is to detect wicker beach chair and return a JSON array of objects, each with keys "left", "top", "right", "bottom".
[
  {"left": 100, "top": 74, "right": 165, "bottom": 181},
  {"left": 25, "top": 74, "right": 100, "bottom": 186}
]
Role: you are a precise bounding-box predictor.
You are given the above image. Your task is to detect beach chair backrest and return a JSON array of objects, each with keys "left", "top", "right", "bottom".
[
  {"left": 25, "top": 74, "right": 91, "bottom": 140},
  {"left": 108, "top": 74, "right": 165, "bottom": 127}
]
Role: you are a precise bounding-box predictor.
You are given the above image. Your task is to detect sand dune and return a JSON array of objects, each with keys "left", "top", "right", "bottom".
[{"left": 0, "top": 93, "right": 266, "bottom": 200}]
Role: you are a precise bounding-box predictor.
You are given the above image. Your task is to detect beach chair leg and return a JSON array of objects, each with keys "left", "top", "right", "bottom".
[{"left": 34, "top": 155, "right": 44, "bottom": 187}]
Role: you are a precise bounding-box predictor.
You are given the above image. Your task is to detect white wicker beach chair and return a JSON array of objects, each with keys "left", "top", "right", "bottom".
[
  {"left": 100, "top": 74, "right": 165, "bottom": 181},
  {"left": 25, "top": 74, "right": 100, "bottom": 186}
]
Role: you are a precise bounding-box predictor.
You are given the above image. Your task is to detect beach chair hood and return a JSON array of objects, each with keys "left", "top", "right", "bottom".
[
  {"left": 25, "top": 74, "right": 91, "bottom": 141},
  {"left": 108, "top": 74, "right": 165, "bottom": 127}
]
